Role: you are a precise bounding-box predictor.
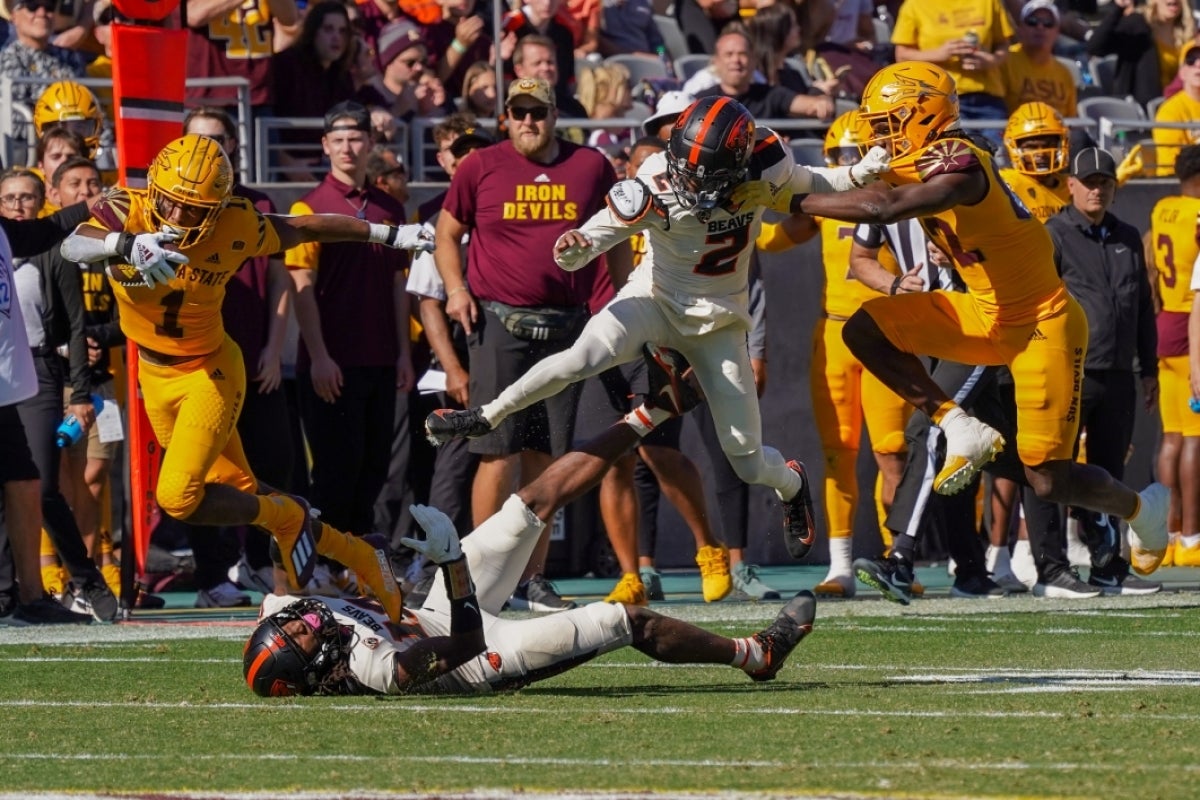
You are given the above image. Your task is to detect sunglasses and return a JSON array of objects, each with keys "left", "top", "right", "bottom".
[
  {"left": 508, "top": 105, "right": 551, "bottom": 122},
  {"left": 1022, "top": 15, "right": 1057, "bottom": 28},
  {"left": 1186, "top": 50, "right": 1200, "bottom": 66}
]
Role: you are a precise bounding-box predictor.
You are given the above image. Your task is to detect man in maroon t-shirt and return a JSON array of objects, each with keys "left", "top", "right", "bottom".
[
  {"left": 434, "top": 76, "right": 631, "bottom": 613},
  {"left": 286, "top": 101, "right": 413, "bottom": 542}
]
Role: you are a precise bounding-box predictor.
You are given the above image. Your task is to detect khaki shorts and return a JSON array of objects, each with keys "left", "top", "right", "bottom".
[{"left": 64, "top": 380, "right": 120, "bottom": 461}]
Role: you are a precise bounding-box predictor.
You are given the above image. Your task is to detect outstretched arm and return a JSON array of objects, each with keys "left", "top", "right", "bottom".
[
  {"left": 268, "top": 213, "right": 433, "bottom": 253},
  {"left": 794, "top": 170, "right": 987, "bottom": 224}
]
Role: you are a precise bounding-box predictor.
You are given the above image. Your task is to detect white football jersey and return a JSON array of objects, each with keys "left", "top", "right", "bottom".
[
  {"left": 259, "top": 593, "right": 465, "bottom": 695},
  {"left": 559, "top": 131, "right": 795, "bottom": 335}
]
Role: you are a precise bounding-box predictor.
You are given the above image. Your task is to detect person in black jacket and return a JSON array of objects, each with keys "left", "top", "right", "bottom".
[
  {"left": 1040, "top": 147, "right": 1161, "bottom": 594},
  {"left": 1086, "top": 0, "right": 1189, "bottom": 108},
  {"left": 5, "top": 167, "right": 119, "bottom": 621}
]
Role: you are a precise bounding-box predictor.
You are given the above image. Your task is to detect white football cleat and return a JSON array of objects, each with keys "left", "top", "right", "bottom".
[
  {"left": 1127, "top": 483, "right": 1170, "bottom": 576},
  {"left": 934, "top": 408, "right": 1005, "bottom": 496}
]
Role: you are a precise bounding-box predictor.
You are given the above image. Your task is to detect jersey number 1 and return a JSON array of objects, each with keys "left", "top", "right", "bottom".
[{"left": 156, "top": 290, "right": 185, "bottom": 338}]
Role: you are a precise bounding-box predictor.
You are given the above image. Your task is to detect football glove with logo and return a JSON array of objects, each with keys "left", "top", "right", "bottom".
[{"left": 402, "top": 504, "right": 463, "bottom": 564}]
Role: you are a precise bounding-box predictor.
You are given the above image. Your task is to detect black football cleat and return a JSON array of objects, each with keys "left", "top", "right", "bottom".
[
  {"left": 782, "top": 460, "right": 816, "bottom": 559},
  {"left": 643, "top": 343, "right": 703, "bottom": 416},
  {"left": 425, "top": 407, "right": 492, "bottom": 446},
  {"left": 854, "top": 554, "right": 915, "bottom": 606},
  {"left": 748, "top": 590, "right": 816, "bottom": 682}
]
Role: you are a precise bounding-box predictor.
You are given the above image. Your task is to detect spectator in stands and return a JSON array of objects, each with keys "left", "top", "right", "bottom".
[
  {"left": 185, "top": 0, "right": 297, "bottom": 111},
  {"left": 506, "top": 0, "right": 578, "bottom": 100},
  {"left": 183, "top": 106, "right": 295, "bottom": 604},
  {"left": 824, "top": 0, "right": 875, "bottom": 50},
  {"left": 1153, "top": 41, "right": 1200, "bottom": 175},
  {"left": 272, "top": 2, "right": 357, "bottom": 137},
  {"left": 513, "top": 33, "right": 590, "bottom": 119},
  {"left": 891, "top": 0, "right": 1013, "bottom": 137},
  {"left": 373, "top": 18, "right": 456, "bottom": 122},
  {"left": 286, "top": 101, "right": 414, "bottom": 546},
  {"left": 7, "top": 167, "right": 118, "bottom": 621},
  {"left": 424, "top": 0, "right": 493, "bottom": 96},
  {"left": 1088, "top": 0, "right": 1194, "bottom": 108},
  {"left": 577, "top": 62, "right": 634, "bottom": 148},
  {"left": 563, "top": 0, "right": 601, "bottom": 57},
  {"left": 641, "top": 89, "right": 692, "bottom": 140},
  {"left": 745, "top": 4, "right": 824, "bottom": 95},
  {"left": 1001, "top": 0, "right": 1078, "bottom": 117},
  {"left": 367, "top": 146, "right": 410, "bottom": 206},
  {"left": 461, "top": 60, "right": 498, "bottom": 117},
  {"left": 598, "top": 0, "right": 665, "bottom": 57},
  {"left": 674, "top": 0, "right": 739, "bottom": 55},
  {"left": 695, "top": 30, "right": 835, "bottom": 120},
  {"left": 0, "top": 0, "right": 85, "bottom": 107}
]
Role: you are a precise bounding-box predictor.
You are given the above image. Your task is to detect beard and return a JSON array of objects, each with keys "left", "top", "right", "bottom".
[{"left": 510, "top": 123, "right": 555, "bottom": 158}]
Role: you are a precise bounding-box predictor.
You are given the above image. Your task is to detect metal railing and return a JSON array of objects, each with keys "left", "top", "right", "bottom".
[{"left": 253, "top": 116, "right": 411, "bottom": 184}]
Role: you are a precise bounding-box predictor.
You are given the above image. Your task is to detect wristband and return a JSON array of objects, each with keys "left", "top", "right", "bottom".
[
  {"left": 450, "top": 38, "right": 467, "bottom": 54},
  {"left": 890, "top": 275, "right": 903, "bottom": 295},
  {"left": 849, "top": 168, "right": 865, "bottom": 189},
  {"left": 367, "top": 222, "right": 392, "bottom": 244},
  {"left": 104, "top": 230, "right": 134, "bottom": 259},
  {"left": 447, "top": 285, "right": 468, "bottom": 298},
  {"left": 442, "top": 556, "right": 475, "bottom": 600}
]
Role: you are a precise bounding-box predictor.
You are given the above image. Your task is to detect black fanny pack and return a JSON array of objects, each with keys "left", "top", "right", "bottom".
[{"left": 483, "top": 300, "right": 588, "bottom": 342}]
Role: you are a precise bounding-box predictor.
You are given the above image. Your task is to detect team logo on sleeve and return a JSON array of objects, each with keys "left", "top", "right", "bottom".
[{"left": 915, "top": 140, "right": 980, "bottom": 179}]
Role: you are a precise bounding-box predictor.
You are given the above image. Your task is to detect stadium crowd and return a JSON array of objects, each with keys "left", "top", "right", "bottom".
[{"left": 1, "top": 0, "right": 1200, "bottom": 629}]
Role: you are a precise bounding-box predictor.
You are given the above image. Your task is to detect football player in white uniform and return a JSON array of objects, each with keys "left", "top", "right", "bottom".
[
  {"left": 244, "top": 349, "right": 816, "bottom": 697},
  {"left": 425, "top": 96, "right": 890, "bottom": 559}
]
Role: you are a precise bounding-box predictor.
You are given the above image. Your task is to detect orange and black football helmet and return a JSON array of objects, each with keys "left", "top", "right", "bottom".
[{"left": 666, "top": 96, "right": 755, "bottom": 218}]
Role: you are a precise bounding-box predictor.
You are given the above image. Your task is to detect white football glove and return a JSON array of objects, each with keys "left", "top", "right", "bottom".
[
  {"left": 850, "top": 146, "right": 892, "bottom": 185},
  {"left": 371, "top": 223, "right": 436, "bottom": 252},
  {"left": 401, "top": 504, "right": 464, "bottom": 564},
  {"left": 124, "top": 231, "right": 188, "bottom": 288}
]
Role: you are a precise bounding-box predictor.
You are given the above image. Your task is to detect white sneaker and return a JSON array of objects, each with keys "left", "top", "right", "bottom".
[
  {"left": 229, "top": 556, "right": 274, "bottom": 594},
  {"left": 934, "top": 408, "right": 1005, "bottom": 496},
  {"left": 196, "top": 581, "right": 252, "bottom": 608},
  {"left": 1128, "top": 483, "right": 1170, "bottom": 575}
]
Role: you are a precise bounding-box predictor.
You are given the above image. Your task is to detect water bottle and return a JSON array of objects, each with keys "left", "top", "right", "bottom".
[
  {"left": 1190, "top": 397, "right": 1200, "bottom": 414},
  {"left": 56, "top": 394, "right": 104, "bottom": 448},
  {"left": 963, "top": 29, "right": 979, "bottom": 49},
  {"left": 655, "top": 44, "right": 676, "bottom": 79}
]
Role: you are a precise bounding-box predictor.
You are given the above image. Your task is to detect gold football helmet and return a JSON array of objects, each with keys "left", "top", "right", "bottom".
[
  {"left": 858, "top": 61, "right": 960, "bottom": 163},
  {"left": 1004, "top": 101, "right": 1068, "bottom": 176},
  {"left": 824, "top": 110, "right": 866, "bottom": 167},
  {"left": 147, "top": 134, "right": 233, "bottom": 249},
  {"left": 33, "top": 81, "right": 104, "bottom": 157}
]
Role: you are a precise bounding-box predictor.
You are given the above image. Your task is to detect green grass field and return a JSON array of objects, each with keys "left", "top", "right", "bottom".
[{"left": 3, "top": 566, "right": 1200, "bottom": 800}]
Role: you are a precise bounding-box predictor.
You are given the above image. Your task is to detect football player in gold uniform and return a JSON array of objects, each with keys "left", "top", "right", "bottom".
[
  {"left": 60, "top": 134, "right": 434, "bottom": 621},
  {"left": 737, "top": 61, "right": 1170, "bottom": 575},
  {"left": 1155, "top": 145, "right": 1200, "bottom": 566},
  {"left": 1000, "top": 101, "right": 1070, "bottom": 224}
]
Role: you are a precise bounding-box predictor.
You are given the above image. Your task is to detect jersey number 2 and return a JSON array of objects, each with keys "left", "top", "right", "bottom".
[{"left": 695, "top": 227, "right": 751, "bottom": 276}]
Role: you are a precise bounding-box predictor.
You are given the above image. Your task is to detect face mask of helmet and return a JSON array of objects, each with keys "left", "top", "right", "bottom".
[
  {"left": 243, "top": 598, "right": 351, "bottom": 697},
  {"left": 665, "top": 154, "right": 746, "bottom": 219}
]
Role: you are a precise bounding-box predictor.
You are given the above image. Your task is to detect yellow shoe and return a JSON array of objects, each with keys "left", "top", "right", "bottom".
[
  {"left": 1162, "top": 536, "right": 1177, "bottom": 567},
  {"left": 1172, "top": 539, "right": 1200, "bottom": 567},
  {"left": 814, "top": 575, "right": 855, "bottom": 598},
  {"left": 933, "top": 410, "right": 1005, "bottom": 496},
  {"left": 605, "top": 573, "right": 647, "bottom": 606},
  {"left": 695, "top": 545, "right": 732, "bottom": 602},
  {"left": 336, "top": 532, "right": 403, "bottom": 623},
  {"left": 100, "top": 563, "right": 121, "bottom": 598},
  {"left": 41, "top": 564, "right": 67, "bottom": 598}
]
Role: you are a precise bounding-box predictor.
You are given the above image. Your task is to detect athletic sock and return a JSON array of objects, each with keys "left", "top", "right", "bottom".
[{"left": 731, "top": 636, "right": 766, "bottom": 672}]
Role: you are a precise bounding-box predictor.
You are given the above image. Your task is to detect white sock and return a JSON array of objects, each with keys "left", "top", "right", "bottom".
[
  {"left": 987, "top": 544, "right": 1012, "bottom": 577},
  {"left": 1011, "top": 539, "right": 1037, "bottom": 587},
  {"left": 624, "top": 403, "right": 673, "bottom": 437},
  {"left": 1182, "top": 532, "right": 1200, "bottom": 548},
  {"left": 731, "top": 636, "right": 766, "bottom": 672},
  {"left": 827, "top": 536, "right": 852, "bottom": 577}
]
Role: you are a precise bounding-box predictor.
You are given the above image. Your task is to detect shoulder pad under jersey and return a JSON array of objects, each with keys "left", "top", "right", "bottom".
[
  {"left": 748, "top": 128, "right": 789, "bottom": 180},
  {"left": 606, "top": 178, "right": 668, "bottom": 226}
]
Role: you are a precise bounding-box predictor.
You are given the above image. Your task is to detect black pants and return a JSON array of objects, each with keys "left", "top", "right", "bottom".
[
  {"left": 1022, "top": 368, "right": 1138, "bottom": 582},
  {"left": 299, "top": 364, "right": 396, "bottom": 534},
  {"left": 14, "top": 354, "right": 102, "bottom": 584}
]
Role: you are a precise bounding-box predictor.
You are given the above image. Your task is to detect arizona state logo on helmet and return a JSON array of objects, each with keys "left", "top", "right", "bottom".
[
  {"left": 666, "top": 96, "right": 755, "bottom": 218},
  {"left": 1004, "top": 101, "right": 1068, "bottom": 176},
  {"left": 33, "top": 80, "right": 104, "bottom": 157},
  {"left": 858, "top": 61, "right": 960, "bottom": 166},
  {"left": 147, "top": 134, "right": 233, "bottom": 249}
]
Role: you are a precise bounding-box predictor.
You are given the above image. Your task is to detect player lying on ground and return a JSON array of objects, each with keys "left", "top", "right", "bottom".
[
  {"left": 244, "top": 346, "right": 816, "bottom": 696},
  {"left": 425, "top": 96, "right": 892, "bottom": 562}
]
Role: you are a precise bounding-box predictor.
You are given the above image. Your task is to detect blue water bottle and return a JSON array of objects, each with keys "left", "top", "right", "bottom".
[
  {"left": 1190, "top": 397, "right": 1200, "bottom": 414},
  {"left": 56, "top": 394, "right": 104, "bottom": 448}
]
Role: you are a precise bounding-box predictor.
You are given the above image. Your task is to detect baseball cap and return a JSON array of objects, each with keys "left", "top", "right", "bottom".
[
  {"left": 1070, "top": 147, "right": 1117, "bottom": 180},
  {"left": 506, "top": 77, "right": 555, "bottom": 107},
  {"left": 642, "top": 90, "right": 694, "bottom": 137},
  {"left": 448, "top": 126, "right": 494, "bottom": 158},
  {"left": 324, "top": 100, "right": 372, "bottom": 134},
  {"left": 377, "top": 19, "right": 425, "bottom": 69},
  {"left": 1020, "top": 0, "right": 1059, "bottom": 21}
]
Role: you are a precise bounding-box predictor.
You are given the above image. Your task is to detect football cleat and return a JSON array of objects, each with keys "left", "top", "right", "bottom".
[
  {"left": 695, "top": 544, "right": 732, "bottom": 602},
  {"left": 271, "top": 495, "right": 319, "bottom": 590},
  {"left": 425, "top": 407, "right": 492, "bottom": 446},
  {"left": 813, "top": 573, "right": 856, "bottom": 598},
  {"left": 643, "top": 343, "right": 703, "bottom": 416},
  {"left": 747, "top": 590, "right": 816, "bottom": 682},
  {"left": 1128, "top": 483, "right": 1170, "bottom": 576},
  {"left": 604, "top": 573, "right": 648, "bottom": 606},
  {"left": 731, "top": 561, "right": 781, "bottom": 601},
  {"left": 1072, "top": 509, "right": 1121, "bottom": 570},
  {"left": 781, "top": 461, "right": 816, "bottom": 559},
  {"left": 934, "top": 409, "right": 1005, "bottom": 496},
  {"left": 639, "top": 567, "right": 666, "bottom": 601},
  {"left": 854, "top": 554, "right": 915, "bottom": 605}
]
